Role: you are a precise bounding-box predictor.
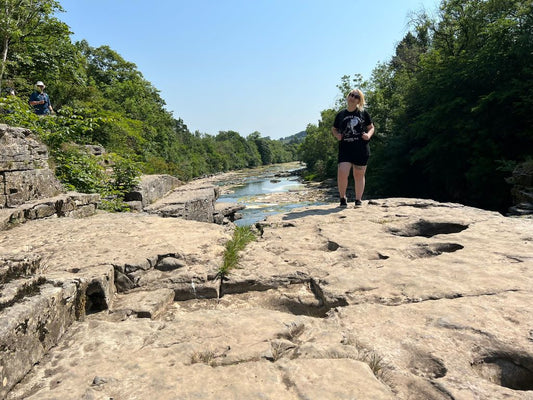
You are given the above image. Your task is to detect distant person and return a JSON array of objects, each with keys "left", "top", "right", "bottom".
[
  {"left": 29, "top": 81, "right": 53, "bottom": 115},
  {"left": 331, "top": 88, "right": 375, "bottom": 207}
]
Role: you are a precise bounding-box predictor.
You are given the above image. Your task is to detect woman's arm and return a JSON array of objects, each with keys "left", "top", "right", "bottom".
[
  {"left": 362, "top": 123, "right": 375, "bottom": 141},
  {"left": 331, "top": 127, "right": 342, "bottom": 141}
]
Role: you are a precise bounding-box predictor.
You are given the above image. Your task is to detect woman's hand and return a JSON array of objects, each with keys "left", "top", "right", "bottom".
[{"left": 362, "top": 124, "right": 375, "bottom": 141}]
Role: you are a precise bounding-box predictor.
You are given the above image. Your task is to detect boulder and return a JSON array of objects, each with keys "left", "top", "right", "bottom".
[
  {"left": 214, "top": 201, "right": 246, "bottom": 224},
  {"left": 124, "top": 174, "right": 182, "bottom": 207},
  {"left": 144, "top": 183, "right": 219, "bottom": 223}
]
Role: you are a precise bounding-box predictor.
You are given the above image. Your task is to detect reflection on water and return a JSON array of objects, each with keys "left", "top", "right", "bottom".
[{"left": 216, "top": 164, "right": 325, "bottom": 226}]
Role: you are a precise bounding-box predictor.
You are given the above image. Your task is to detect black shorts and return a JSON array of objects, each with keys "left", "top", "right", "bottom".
[{"left": 338, "top": 142, "right": 370, "bottom": 166}]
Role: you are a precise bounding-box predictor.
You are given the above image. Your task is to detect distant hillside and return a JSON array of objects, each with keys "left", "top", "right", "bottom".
[{"left": 279, "top": 131, "right": 306, "bottom": 144}]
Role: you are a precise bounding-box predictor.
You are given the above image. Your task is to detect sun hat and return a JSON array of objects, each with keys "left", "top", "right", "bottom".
[{"left": 35, "top": 81, "right": 45, "bottom": 88}]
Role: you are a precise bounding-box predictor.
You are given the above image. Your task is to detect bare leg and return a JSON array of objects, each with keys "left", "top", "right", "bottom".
[
  {"left": 353, "top": 165, "right": 367, "bottom": 201},
  {"left": 337, "top": 162, "right": 352, "bottom": 199}
]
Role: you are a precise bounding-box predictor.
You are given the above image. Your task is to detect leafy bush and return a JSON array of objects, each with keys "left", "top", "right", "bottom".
[
  {"left": 53, "top": 145, "right": 106, "bottom": 193},
  {"left": 53, "top": 146, "right": 142, "bottom": 211},
  {"left": 106, "top": 153, "right": 141, "bottom": 193},
  {"left": 0, "top": 96, "right": 107, "bottom": 150},
  {"left": 0, "top": 96, "right": 41, "bottom": 128},
  {"left": 1, "top": 96, "right": 142, "bottom": 211}
]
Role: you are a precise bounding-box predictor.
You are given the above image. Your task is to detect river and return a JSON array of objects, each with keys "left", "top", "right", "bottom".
[{"left": 213, "top": 162, "right": 331, "bottom": 226}]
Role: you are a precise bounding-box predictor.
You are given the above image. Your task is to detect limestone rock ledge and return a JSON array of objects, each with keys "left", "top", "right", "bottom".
[
  {"left": 0, "top": 124, "right": 100, "bottom": 230},
  {"left": 124, "top": 176, "right": 243, "bottom": 224},
  {"left": 144, "top": 183, "right": 220, "bottom": 223},
  {"left": 0, "top": 192, "right": 100, "bottom": 231},
  {"left": 124, "top": 174, "right": 183, "bottom": 210},
  {"left": 1, "top": 124, "right": 240, "bottom": 227},
  {"left": 0, "top": 199, "right": 532, "bottom": 400},
  {"left": 0, "top": 125, "right": 63, "bottom": 208}
]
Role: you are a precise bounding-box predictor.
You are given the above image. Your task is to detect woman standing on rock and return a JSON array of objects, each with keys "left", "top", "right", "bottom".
[{"left": 331, "top": 89, "right": 375, "bottom": 207}]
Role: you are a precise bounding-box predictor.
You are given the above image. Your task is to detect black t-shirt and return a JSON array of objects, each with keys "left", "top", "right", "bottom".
[{"left": 333, "top": 108, "right": 372, "bottom": 144}]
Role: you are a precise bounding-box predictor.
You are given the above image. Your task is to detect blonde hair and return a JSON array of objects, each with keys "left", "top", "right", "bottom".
[{"left": 347, "top": 89, "right": 365, "bottom": 111}]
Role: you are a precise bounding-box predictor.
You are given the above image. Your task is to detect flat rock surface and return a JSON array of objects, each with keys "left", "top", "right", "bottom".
[
  {"left": 0, "top": 211, "right": 230, "bottom": 274},
  {"left": 3, "top": 199, "right": 533, "bottom": 399},
  {"left": 110, "top": 288, "right": 175, "bottom": 319}
]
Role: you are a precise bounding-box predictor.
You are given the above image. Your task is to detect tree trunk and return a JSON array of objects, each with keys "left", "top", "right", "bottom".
[{"left": 0, "top": 39, "right": 9, "bottom": 94}]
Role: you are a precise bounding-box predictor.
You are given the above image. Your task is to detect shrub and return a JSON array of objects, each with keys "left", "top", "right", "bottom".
[
  {"left": 218, "top": 226, "right": 256, "bottom": 278},
  {"left": 53, "top": 145, "right": 106, "bottom": 193}
]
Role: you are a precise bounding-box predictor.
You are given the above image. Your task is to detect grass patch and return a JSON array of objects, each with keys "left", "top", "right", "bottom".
[
  {"left": 341, "top": 333, "right": 391, "bottom": 382},
  {"left": 269, "top": 340, "right": 296, "bottom": 362},
  {"left": 277, "top": 322, "right": 305, "bottom": 341},
  {"left": 217, "top": 225, "right": 256, "bottom": 278},
  {"left": 270, "top": 341, "right": 285, "bottom": 361},
  {"left": 190, "top": 346, "right": 231, "bottom": 366},
  {"left": 190, "top": 350, "right": 217, "bottom": 366}
]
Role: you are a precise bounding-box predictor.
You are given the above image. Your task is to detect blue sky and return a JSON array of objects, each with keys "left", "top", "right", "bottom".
[{"left": 57, "top": 0, "right": 439, "bottom": 139}]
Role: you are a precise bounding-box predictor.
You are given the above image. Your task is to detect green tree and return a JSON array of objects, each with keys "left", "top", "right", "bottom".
[
  {"left": 215, "top": 130, "right": 261, "bottom": 169},
  {"left": 335, "top": 74, "right": 368, "bottom": 108},
  {"left": 248, "top": 131, "right": 273, "bottom": 165},
  {"left": 0, "top": 0, "right": 66, "bottom": 93},
  {"left": 363, "top": 23, "right": 431, "bottom": 197},
  {"left": 298, "top": 108, "right": 338, "bottom": 180}
]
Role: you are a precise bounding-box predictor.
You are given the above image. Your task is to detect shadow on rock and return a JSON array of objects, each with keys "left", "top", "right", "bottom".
[{"left": 282, "top": 206, "right": 343, "bottom": 220}]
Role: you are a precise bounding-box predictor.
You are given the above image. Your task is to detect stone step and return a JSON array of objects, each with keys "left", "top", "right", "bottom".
[
  {"left": 0, "top": 192, "right": 100, "bottom": 231},
  {"left": 0, "top": 276, "right": 47, "bottom": 312},
  {"left": 110, "top": 288, "right": 175, "bottom": 319},
  {"left": 0, "top": 254, "right": 42, "bottom": 285},
  {"left": 0, "top": 265, "right": 116, "bottom": 399},
  {"left": 0, "top": 282, "right": 78, "bottom": 399}
]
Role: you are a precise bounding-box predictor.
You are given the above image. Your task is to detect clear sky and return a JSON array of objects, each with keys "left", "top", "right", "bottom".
[{"left": 57, "top": 0, "right": 439, "bottom": 139}]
